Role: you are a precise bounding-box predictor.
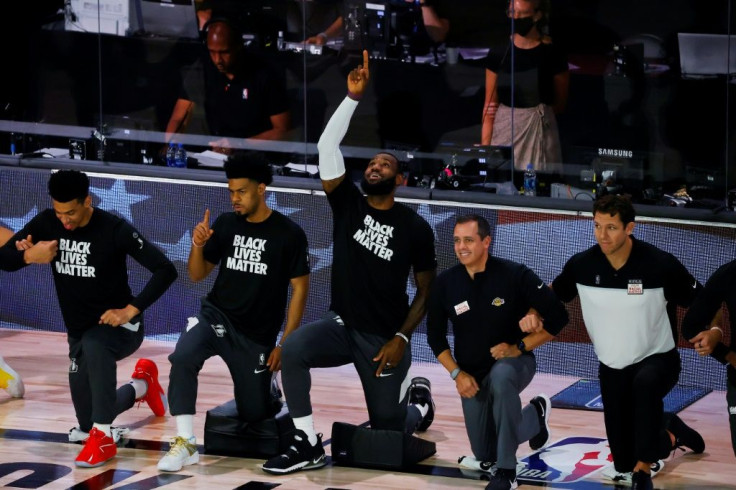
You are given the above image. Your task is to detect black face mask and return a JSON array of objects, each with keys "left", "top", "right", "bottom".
[
  {"left": 512, "top": 16, "right": 536, "bottom": 36},
  {"left": 360, "top": 176, "right": 397, "bottom": 196}
]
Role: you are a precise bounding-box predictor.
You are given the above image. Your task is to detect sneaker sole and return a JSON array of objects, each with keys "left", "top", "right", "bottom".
[
  {"left": 158, "top": 452, "right": 200, "bottom": 472},
  {"left": 261, "top": 457, "right": 327, "bottom": 475},
  {"left": 75, "top": 457, "right": 114, "bottom": 468}
]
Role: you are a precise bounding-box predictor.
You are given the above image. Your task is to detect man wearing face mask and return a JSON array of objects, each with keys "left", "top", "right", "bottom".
[
  {"left": 481, "top": 0, "right": 569, "bottom": 174},
  {"left": 262, "top": 50, "right": 438, "bottom": 475}
]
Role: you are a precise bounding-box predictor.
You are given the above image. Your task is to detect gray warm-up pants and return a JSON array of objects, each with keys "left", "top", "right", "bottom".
[
  {"left": 280, "top": 311, "right": 422, "bottom": 433},
  {"left": 461, "top": 354, "right": 541, "bottom": 470}
]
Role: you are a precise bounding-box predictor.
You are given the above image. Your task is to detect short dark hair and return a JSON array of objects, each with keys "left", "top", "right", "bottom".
[
  {"left": 455, "top": 214, "right": 491, "bottom": 239},
  {"left": 224, "top": 151, "right": 273, "bottom": 185},
  {"left": 48, "top": 170, "right": 89, "bottom": 203},
  {"left": 593, "top": 194, "right": 636, "bottom": 225}
]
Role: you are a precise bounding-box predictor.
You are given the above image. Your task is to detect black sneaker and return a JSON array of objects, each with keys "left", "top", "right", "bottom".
[
  {"left": 485, "top": 467, "right": 518, "bottom": 490},
  {"left": 666, "top": 413, "right": 705, "bottom": 454},
  {"left": 631, "top": 470, "right": 653, "bottom": 490},
  {"left": 261, "top": 430, "right": 326, "bottom": 474},
  {"left": 529, "top": 393, "right": 551, "bottom": 450},
  {"left": 409, "top": 376, "right": 435, "bottom": 432}
]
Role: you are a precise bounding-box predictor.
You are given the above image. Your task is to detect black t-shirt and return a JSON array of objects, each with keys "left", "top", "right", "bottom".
[
  {"left": 2, "top": 208, "right": 176, "bottom": 335},
  {"left": 203, "top": 210, "right": 310, "bottom": 345},
  {"left": 204, "top": 51, "right": 290, "bottom": 138},
  {"left": 327, "top": 178, "right": 436, "bottom": 338},
  {"left": 427, "top": 257, "right": 568, "bottom": 381},
  {"left": 484, "top": 42, "right": 568, "bottom": 108}
]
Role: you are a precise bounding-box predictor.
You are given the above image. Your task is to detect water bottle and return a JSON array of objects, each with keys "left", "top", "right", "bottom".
[
  {"left": 523, "top": 163, "right": 537, "bottom": 197},
  {"left": 174, "top": 143, "right": 187, "bottom": 169},
  {"left": 165, "top": 142, "right": 176, "bottom": 167}
]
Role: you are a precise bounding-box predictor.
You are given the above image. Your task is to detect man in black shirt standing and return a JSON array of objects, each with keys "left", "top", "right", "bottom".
[
  {"left": 682, "top": 258, "right": 736, "bottom": 457},
  {"left": 427, "top": 214, "right": 569, "bottom": 490},
  {"left": 157, "top": 153, "right": 310, "bottom": 472},
  {"left": 0, "top": 170, "right": 177, "bottom": 468},
  {"left": 552, "top": 195, "right": 705, "bottom": 489},
  {"left": 262, "top": 51, "right": 437, "bottom": 475}
]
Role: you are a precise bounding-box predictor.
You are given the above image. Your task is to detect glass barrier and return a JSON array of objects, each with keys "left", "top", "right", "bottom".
[{"left": 1, "top": 0, "right": 734, "bottom": 216}]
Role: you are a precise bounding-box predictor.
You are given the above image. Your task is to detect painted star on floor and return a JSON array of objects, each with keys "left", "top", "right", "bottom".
[
  {"left": 90, "top": 180, "right": 149, "bottom": 222},
  {"left": 0, "top": 207, "right": 39, "bottom": 231}
]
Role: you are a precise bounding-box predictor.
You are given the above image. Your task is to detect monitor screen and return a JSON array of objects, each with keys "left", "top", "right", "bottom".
[{"left": 133, "top": 0, "right": 200, "bottom": 39}]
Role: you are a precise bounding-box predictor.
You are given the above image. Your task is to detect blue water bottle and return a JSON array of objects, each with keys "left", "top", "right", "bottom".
[
  {"left": 166, "top": 142, "right": 176, "bottom": 167},
  {"left": 174, "top": 143, "right": 187, "bottom": 168},
  {"left": 523, "top": 163, "right": 537, "bottom": 197}
]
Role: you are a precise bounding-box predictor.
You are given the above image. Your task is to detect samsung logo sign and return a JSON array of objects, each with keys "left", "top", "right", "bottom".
[{"left": 598, "top": 148, "right": 633, "bottom": 158}]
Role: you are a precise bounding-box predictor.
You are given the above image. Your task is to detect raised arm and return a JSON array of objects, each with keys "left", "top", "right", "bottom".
[
  {"left": 188, "top": 208, "right": 217, "bottom": 282},
  {"left": 317, "top": 50, "right": 370, "bottom": 194}
]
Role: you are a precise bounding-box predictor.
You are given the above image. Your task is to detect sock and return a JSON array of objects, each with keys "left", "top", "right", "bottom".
[
  {"left": 175, "top": 414, "right": 195, "bottom": 441},
  {"left": 292, "top": 415, "right": 318, "bottom": 446},
  {"left": 129, "top": 379, "right": 148, "bottom": 399},
  {"left": 93, "top": 423, "right": 112, "bottom": 437}
]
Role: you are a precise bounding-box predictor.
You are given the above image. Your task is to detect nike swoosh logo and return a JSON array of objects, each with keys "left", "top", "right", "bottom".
[
  {"left": 378, "top": 372, "right": 394, "bottom": 377},
  {"left": 537, "top": 282, "right": 544, "bottom": 289},
  {"left": 254, "top": 368, "right": 268, "bottom": 374}
]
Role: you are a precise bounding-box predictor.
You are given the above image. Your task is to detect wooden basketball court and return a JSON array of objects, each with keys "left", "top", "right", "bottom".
[{"left": 0, "top": 329, "right": 733, "bottom": 489}]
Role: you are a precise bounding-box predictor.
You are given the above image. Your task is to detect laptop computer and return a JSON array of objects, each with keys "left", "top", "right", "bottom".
[
  {"left": 132, "top": 0, "right": 200, "bottom": 40},
  {"left": 678, "top": 33, "right": 736, "bottom": 78}
]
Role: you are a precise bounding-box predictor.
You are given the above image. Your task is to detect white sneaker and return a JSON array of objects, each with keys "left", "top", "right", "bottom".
[
  {"left": 458, "top": 455, "right": 497, "bottom": 474},
  {"left": 0, "top": 357, "right": 25, "bottom": 398},
  {"left": 68, "top": 426, "right": 130, "bottom": 443},
  {"left": 158, "top": 436, "right": 199, "bottom": 472},
  {"left": 601, "top": 460, "right": 664, "bottom": 483}
]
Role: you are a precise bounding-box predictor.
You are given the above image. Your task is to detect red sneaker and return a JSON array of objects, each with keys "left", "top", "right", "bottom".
[
  {"left": 74, "top": 427, "right": 117, "bottom": 467},
  {"left": 131, "top": 358, "right": 168, "bottom": 417}
]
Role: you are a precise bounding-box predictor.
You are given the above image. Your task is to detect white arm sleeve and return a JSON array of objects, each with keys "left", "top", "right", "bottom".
[{"left": 317, "top": 96, "right": 359, "bottom": 180}]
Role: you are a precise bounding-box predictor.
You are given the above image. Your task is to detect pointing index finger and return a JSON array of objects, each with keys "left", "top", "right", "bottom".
[
  {"left": 203, "top": 209, "right": 210, "bottom": 227},
  {"left": 362, "top": 49, "right": 370, "bottom": 72}
]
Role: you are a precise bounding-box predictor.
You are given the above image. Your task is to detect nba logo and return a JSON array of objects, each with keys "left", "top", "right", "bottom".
[
  {"left": 259, "top": 353, "right": 266, "bottom": 367},
  {"left": 518, "top": 436, "right": 612, "bottom": 484}
]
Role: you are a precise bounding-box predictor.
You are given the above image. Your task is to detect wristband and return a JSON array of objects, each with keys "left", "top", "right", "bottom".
[
  {"left": 347, "top": 90, "right": 363, "bottom": 101},
  {"left": 450, "top": 367, "right": 461, "bottom": 380},
  {"left": 317, "top": 32, "right": 328, "bottom": 41},
  {"left": 395, "top": 332, "right": 409, "bottom": 343},
  {"left": 192, "top": 237, "right": 205, "bottom": 248},
  {"left": 711, "top": 326, "right": 724, "bottom": 336}
]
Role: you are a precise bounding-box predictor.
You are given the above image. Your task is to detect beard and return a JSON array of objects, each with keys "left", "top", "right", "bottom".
[{"left": 360, "top": 176, "right": 396, "bottom": 196}]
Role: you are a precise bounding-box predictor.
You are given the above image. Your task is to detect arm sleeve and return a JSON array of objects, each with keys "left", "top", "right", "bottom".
[
  {"left": 551, "top": 258, "right": 579, "bottom": 303},
  {"left": 116, "top": 222, "right": 177, "bottom": 313},
  {"left": 520, "top": 266, "right": 569, "bottom": 336},
  {"left": 316, "top": 96, "right": 359, "bottom": 180},
  {"left": 0, "top": 246, "right": 26, "bottom": 271},
  {"left": 289, "top": 224, "right": 310, "bottom": 278},
  {"left": 426, "top": 277, "right": 451, "bottom": 357},
  {"left": 0, "top": 216, "right": 45, "bottom": 271},
  {"left": 411, "top": 218, "right": 437, "bottom": 273},
  {"left": 682, "top": 260, "right": 736, "bottom": 364},
  {"left": 664, "top": 253, "right": 701, "bottom": 307}
]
